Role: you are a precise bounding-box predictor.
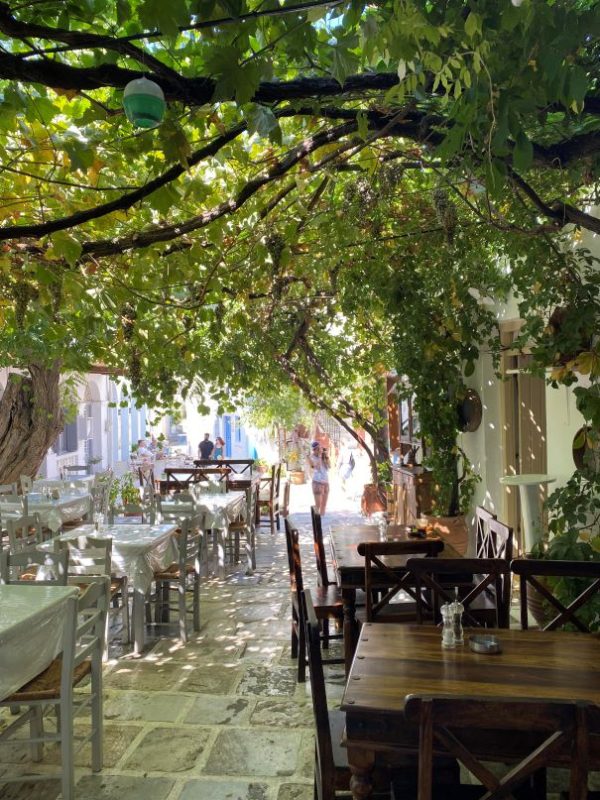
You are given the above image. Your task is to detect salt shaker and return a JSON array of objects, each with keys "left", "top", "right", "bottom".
[
  {"left": 440, "top": 602, "right": 455, "bottom": 648},
  {"left": 451, "top": 586, "right": 464, "bottom": 645}
]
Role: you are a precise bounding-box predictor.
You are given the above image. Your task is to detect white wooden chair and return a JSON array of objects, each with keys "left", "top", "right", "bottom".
[
  {"left": 0, "top": 577, "right": 108, "bottom": 800},
  {"left": 6, "top": 513, "right": 44, "bottom": 553},
  {"left": 54, "top": 535, "right": 130, "bottom": 650},
  {"left": 0, "top": 549, "right": 69, "bottom": 584}
]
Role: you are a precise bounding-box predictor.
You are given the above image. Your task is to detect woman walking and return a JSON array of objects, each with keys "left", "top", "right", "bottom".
[{"left": 309, "top": 441, "right": 330, "bottom": 515}]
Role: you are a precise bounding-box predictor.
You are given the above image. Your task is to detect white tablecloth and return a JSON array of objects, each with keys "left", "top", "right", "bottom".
[
  {"left": 161, "top": 491, "right": 246, "bottom": 530},
  {"left": 0, "top": 492, "right": 91, "bottom": 532},
  {"left": 33, "top": 476, "right": 95, "bottom": 491},
  {"left": 0, "top": 584, "right": 78, "bottom": 700},
  {"left": 61, "top": 523, "right": 178, "bottom": 593}
]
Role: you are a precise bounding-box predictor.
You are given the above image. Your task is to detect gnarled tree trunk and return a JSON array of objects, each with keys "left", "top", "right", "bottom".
[{"left": 0, "top": 364, "right": 63, "bottom": 484}]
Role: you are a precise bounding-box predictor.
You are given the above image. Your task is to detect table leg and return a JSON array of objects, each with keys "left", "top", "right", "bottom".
[
  {"left": 342, "top": 587, "right": 357, "bottom": 676},
  {"left": 132, "top": 589, "right": 145, "bottom": 656},
  {"left": 212, "top": 529, "right": 225, "bottom": 576},
  {"left": 347, "top": 746, "right": 375, "bottom": 800}
]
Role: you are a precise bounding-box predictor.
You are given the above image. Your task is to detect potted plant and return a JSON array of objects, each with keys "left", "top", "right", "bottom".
[
  {"left": 87, "top": 455, "right": 103, "bottom": 474},
  {"left": 255, "top": 457, "right": 269, "bottom": 475},
  {"left": 527, "top": 470, "right": 600, "bottom": 630},
  {"left": 286, "top": 447, "right": 306, "bottom": 485}
]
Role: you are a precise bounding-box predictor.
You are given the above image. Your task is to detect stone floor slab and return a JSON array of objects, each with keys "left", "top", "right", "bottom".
[
  {"left": 203, "top": 729, "right": 303, "bottom": 777},
  {"left": 237, "top": 664, "right": 298, "bottom": 698},
  {"left": 250, "top": 699, "right": 312, "bottom": 729},
  {"left": 179, "top": 664, "right": 242, "bottom": 694},
  {"left": 105, "top": 661, "right": 185, "bottom": 691},
  {"left": 124, "top": 726, "right": 212, "bottom": 772},
  {"left": 105, "top": 691, "right": 190, "bottom": 722},
  {"left": 184, "top": 695, "right": 254, "bottom": 726},
  {"left": 178, "top": 777, "right": 271, "bottom": 800},
  {"left": 277, "top": 783, "right": 313, "bottom": 800},
  {"left": 75, "top": 774, "right": 174, "bottom": 800}
]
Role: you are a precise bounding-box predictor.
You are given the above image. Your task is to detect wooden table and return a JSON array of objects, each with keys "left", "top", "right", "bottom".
[
  {"left": 329, "top": 523, "right": 457, "bottom": 673},
  {"left": 341, "top": 624, "right": 600, "bottom": 799}
]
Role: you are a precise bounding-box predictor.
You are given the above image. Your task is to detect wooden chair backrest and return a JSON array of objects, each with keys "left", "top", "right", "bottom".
[
  {"left": 138, "top": 467, "right": 155, "bottom": 493},
  {"left": 284, "top": 515, "right": 303, "bottom": 593},
  {"left": 483, "top": 518, "right": 513, "bottom": 561},
  {"left": 63, "top": 465, "right": 89, "bottom": 476},
  {"left": 475, "top": 505, "right": 497, "bottom": 558},
  {"left": 310, "top": 505, "right": 330, "bottom": 587},
  {"left": 55, "top": 535, "right": 112, "bottom": 577},
  {"left": 407, "top": 557, "right": 511, "bottom": 628},
  {"left": 302, "top": 589, "right": 336, "bottom": 800},
  {"left": 0, "top": 548, "right": 69, "bottom": 585},
  {"left": 177, "top": 517, "right": 203, "bottom": 573},
  {"left": 273, "top": 462, "right": 282, "bottom": 500},
  {"left": 0, "top": 483, "right": 18, "bottom": 495},
  {"left": 64, "top": 576, "right": 109, "bottom": 688},
  {"left": 357, "top": 539, "right": 443, "bottom": 622},
  {"left": 512, "top": 558, "right": 600, "bottom": 633},
  {"left": 6, "top": 513, "right": 43, "bottom": 553},
  {"left": 281, "top": 480, "right": 290, "bottom": 518},
  {"left": 404, "top": 694, "right": 596, "bottom": 800}
]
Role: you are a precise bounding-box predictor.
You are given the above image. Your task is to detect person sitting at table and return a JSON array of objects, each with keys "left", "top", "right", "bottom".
[
  {"left": 136, "top": 439, "right": 153, "bottom": 459},
  {"left": 214, "top": 436, "right": 225, "bottom": 460},
  {"left": 198, "top": 433, "right": 214, "bottom": 460}
]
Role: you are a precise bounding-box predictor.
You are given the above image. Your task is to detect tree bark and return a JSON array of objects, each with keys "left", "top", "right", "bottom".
[{"left": 0, "top": 364, "right": 63, "bottom": 484}]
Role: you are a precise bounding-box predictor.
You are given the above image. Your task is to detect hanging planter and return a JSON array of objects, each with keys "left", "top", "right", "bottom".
[{"left": 123, "top": 77, "right": 166, "bottom": 128}]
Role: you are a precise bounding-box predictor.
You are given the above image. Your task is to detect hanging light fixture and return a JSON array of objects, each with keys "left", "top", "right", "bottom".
[
  {"left": 123, "top": 76, "right": 166, "bottom": 128},
  {"left": 511, "top": 0, "right": 525, "bottom": 6}
]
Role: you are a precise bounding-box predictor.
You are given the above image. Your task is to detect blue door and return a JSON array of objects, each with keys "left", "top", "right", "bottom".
[{"left": 224, "top": 415, "right": 232, "bottom": 457}]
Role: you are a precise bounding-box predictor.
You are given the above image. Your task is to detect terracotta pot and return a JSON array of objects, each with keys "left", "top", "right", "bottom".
[
  {"left": 290, "top": 470, "right": 305, "bottom": 485},
  {"left": 423, "top": 514, "right": 468, "bottom": 556}
]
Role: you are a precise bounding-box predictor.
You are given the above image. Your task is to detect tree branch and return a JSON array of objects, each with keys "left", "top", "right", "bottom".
[
  {"left": 80, "top": 120, "right": 360, "bottom": 258},
  {"left": 0, "top": 121, "right": 246, "bottom": 241}
]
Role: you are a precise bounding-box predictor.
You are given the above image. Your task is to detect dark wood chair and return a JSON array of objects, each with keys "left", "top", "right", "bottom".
[
  {"left": 512, "top": 558, "right": 600, "bottom": 632},
  {"left": 280, "top": 479, "right": 290, "bottom": 518},
  {"left": 302, "top": 588, "right": 424, "bottom": 800},
  {"left": 311, "top": 505, "right": 333, "bottom": 587},
  {"left": 259, "top": 462, "right": 282, "bottom": 534},
  {"left": 407, "top": 557, "right": 512, "bottom": 629},
  {"left": 357, "top": 540, "right": 443, "bottom": 623},
  {"left": 284, "top": 516, "right": 343, "bottom": 682},
  {"left": 404, "top": 694, "right": 597, "bottom": 800}
]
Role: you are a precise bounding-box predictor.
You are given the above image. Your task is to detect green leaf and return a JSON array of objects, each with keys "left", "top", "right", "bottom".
[
  {"left": 50, "top": 232, "right": 82, "bottom": 266},
  {"left": 138, "top": 0, "right": 189, "bottom": 39},
  {"left": 245, "top": 104, "right": 279, "bottom": 139},
  {"left": 567, "top": 65, "right": 588, "bottom": 105},
  {"left": 116, "top": 0, "right": 130, "bottom": 25},
  {"left": 357, "top": 110, "right": 369, "bottom": 142},
  {"left": 464, "top": 12, "right": 480, "bottom": 39},
  {"left": 331, "top": 48, "right": 358, "bottom": 87},
  {"left": 513, "top": 130, "right": 533, "bottom": 172},
  {"left": 464, "top": 360, "right": 475, "bottom": 377}
]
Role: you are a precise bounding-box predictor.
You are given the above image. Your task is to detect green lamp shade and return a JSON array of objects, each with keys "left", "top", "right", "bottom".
[{"left": 123, "top": 77, "right": 166, "bottom": 128}]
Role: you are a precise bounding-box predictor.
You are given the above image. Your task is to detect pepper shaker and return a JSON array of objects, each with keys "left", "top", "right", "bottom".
[
  {"left": 440, "top": 602, "right": 456, "bottom": 648},
  {"left": 451, "top": 586, "right": 464, "bottom": 645}
]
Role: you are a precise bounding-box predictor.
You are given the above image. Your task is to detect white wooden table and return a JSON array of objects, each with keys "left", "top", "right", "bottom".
[
  {"left": 0, "top": 584, "right": 78, "bottom": 700},
  {"left": 57, "top": 523, "right": 178, "bottom": 655},
  {"left": 0, "top": 491, "right": 91, "bottom": 532},
  {"left": 160, "top": 491, "right": 247, "bottom": 575}
]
